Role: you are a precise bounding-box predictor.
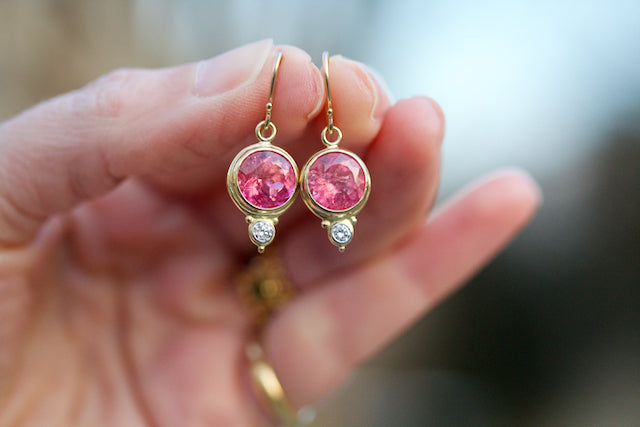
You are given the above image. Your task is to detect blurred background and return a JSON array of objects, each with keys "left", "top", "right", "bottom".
[{"left": 1, "top": 0, "right": 638, "bottom": 425}]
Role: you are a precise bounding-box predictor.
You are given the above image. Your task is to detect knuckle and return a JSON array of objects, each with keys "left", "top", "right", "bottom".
[{"left": 81, "top": 68, "right": 140, "bottom": 118}]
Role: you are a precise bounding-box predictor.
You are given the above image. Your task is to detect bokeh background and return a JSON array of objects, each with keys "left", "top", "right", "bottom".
[{"left": 1, "top": 1, "right": 639, "bottom": 425}]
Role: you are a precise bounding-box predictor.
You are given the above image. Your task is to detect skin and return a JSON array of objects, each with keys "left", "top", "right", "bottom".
[{"left": 0, "top": 41, "right": 540, "bottom": 426}]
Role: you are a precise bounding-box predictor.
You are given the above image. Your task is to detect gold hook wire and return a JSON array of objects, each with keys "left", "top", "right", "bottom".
[
  {"left": 322, "top": 51, "right": 333, "bottom": 132},
  {"left": 321, "top": 51, "right": 342, "bottom": 146},
  {"left": 256, "top": 50, "right": 283, "bottom": 142},
  {"left": 264, "top": 50, "right": 283, "bottom": 129}
]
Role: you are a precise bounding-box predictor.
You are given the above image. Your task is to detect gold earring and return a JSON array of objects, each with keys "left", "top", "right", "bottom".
[
  {"left": 300, "top": 52, "right": 371, "bottom": 252},
  {"left": 227, "top": 51, "right": 299, "bottom": 253}
]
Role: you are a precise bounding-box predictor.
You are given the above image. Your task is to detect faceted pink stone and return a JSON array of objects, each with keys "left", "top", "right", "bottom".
[
  {"left": 307, "top": 152, "right": 366, "bottom": 211},
  {"left": 238, "top": 150, "right": 296, "bottom": 209}
]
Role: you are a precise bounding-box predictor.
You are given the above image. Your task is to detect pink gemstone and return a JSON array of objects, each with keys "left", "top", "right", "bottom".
[
  {"left": 238, "top": 150, "right": 296, "bottom": 209},
  {"left": 307, "top": 152, "right": 366, "bottom": 211}
]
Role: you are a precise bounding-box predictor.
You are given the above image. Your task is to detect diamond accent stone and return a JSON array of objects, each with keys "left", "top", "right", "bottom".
[
  {"left": 306, "top": 152, "right": 366, "bottom": 211},
  {"left": 251, "top": 221, "right": 275, "bottom": 244},
  {"left": 238, "top": 150, "right": 296, "bottom": 209},
  {"left": 330, "top": 222, "right": 352, "bottom": 245}
]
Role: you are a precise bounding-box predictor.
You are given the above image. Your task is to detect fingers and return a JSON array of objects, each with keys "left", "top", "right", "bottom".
[
  {"left": 320, "top": 55, "right": 393, "bottom": 149},
  {"left": 0, "top": 41, "right": 323, "bottom": 245},
  {"left": 264, "top": 169, "right": 542, "bottom": 405},
  {"left": 204, "top": 56, "right": 397, "bottom": 252},
  {"left": 282, "top": 96, "right": 445, "bottom": 285}
]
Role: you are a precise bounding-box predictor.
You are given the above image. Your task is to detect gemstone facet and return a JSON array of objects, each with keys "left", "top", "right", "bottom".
[
  {"left": 330, "top": 222, "right": 353, "bottom": 245},
  {"left": 250, "top": 220, "right": 275, "bottom": 245},
  {"left": 306, "top": 152, "right": 366, "bottom": 211},
  {"left": 238, "top": 150, "right": 296, "bottom": 209}
]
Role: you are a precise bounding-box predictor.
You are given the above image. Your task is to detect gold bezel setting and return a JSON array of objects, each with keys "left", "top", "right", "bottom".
[
  {"left": 227, "top": 141, "right": 299, "bottom": 253},
  {"left": 300, "top": 147, "right": 371, "bottom": 251}
]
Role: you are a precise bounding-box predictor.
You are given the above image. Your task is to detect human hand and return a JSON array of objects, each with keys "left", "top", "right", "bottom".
[{"left": 0, "top": 40, "right": 540, "bottom": 426}]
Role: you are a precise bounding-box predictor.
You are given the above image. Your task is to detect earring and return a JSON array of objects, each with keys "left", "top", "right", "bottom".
[
  {"left": 300, "top": 52, "right": 371, "bottom": 252},
  {"left": 227, "top": 51, "right": 299, "bottom": 253}
]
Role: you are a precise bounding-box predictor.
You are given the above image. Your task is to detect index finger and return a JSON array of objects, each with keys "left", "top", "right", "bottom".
[{"left": 0, "top": 41, "right": 323, "bottom": 245}]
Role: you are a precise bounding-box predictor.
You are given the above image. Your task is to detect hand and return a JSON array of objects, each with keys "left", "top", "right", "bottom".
[{"left": 0, "top": 40, "right": 540, "bottom": 426}]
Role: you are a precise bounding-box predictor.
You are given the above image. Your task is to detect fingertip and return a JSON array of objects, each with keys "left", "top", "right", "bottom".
[
  {"left": 444, "top": 168, "right": 543, "bottom": 230},
  {"left": 419, "top": 96, "right": 446, "bottom": 133},
  {"left": 363, "top": 97, "right": 446, "bottom": 224},
  {"left": 388, "top": 97, "right": 446, "bottom": 147},
  {"left": 491, "top": 168, "right": 543, "bottom": 219}
]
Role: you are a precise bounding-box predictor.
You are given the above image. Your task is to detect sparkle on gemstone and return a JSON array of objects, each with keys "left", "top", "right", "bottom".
[
  {"left": 306, "top": 152, "right": 366, "bottom": 211},
  {"left": 330, "top": 222, "right": 353, "bottom": 245},
  {"left": 238, "top": 150, "right": 296, "bottom": 209},
  {"left": 251, "top": 221, "right": 275, "bottom": 244}
]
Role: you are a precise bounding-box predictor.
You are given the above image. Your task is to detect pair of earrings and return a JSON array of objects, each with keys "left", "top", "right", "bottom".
[{"left": 227, "top": 51, "right": 371, "bottom": 253}]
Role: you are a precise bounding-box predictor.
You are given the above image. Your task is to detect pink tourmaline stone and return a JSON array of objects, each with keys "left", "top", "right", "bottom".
[
  {"left": 238, "top": 150, "right": 296, "bottom": 209},
  {"left": 307, "top": 152, "right": 366, "bottom": 211}
]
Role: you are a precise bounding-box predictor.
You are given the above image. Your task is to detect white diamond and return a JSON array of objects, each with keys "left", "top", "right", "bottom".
[
  {"left": 251, "top": 221, "right": 274, "bottom": 244},
  {"left": 330, "top": 223, "right": 352, "bottom": 245}
]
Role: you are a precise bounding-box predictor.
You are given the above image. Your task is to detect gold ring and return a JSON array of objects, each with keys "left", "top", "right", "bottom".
[{"left": 246, "top": 342, "right": 315, "bottom": 426}]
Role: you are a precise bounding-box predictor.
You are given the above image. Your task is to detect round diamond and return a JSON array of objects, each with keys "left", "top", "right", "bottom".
[
  {"left": 330, "top": 222, "right": 352, "bottom": 245},
  {"left": 306, "top": 152, "right": 366, "bottom": 211},
  {"left": 238, "top": 150, "right": 296, "bottom": 209},
  {"left": 251, "top": 221, "right": 275, "bottom": 244}
]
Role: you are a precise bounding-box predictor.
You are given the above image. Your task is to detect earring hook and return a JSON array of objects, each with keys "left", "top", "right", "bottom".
[
  {"left": 264, "top": 50, "right": 283, "bottom": 129},
  {"left": 322, "top": 51, "right": 334, "bottom": 132},
  {"left": 321, "top": 52, "right": 342, "bottom": 146},
  {"left": 257, "top": 50, "right": 283, "bottom": 142}
]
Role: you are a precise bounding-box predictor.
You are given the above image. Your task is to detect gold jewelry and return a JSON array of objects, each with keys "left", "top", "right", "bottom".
[
  {"left": 227, "top": 51, "right": 299, "bottom": 253},
  {"left": 300, "top": 52, "right": 371, "bottom": 251},
  {"left": 246, "top": 342, "right": 315, "bottom": 426}
]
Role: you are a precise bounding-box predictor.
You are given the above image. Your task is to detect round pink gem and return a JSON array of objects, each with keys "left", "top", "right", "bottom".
[
  {"left": 307, "top": 152, "right": 366, "bottom": 211},
  {"left": 238, "top": 150, "right": 296, "bottom": 209}
]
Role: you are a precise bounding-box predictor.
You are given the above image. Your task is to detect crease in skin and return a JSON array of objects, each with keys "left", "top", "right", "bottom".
[
  {"left": 0, "top": 222, "right": 65, "bottom": 410},
  {"left": 0, "top": 311, "right": 74, "bottom": 424},
  {"left": 0, "top": 238, "right": 147, "bottom": 425}
]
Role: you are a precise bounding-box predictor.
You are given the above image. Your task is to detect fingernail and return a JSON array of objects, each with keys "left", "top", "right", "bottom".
[
  {"left": 193, "top": 39, "right": 273, "bottom": 97},
  {"left": 361, "top": 63, "right": 394, "bottom": 122},
  {"left": 362, "top": 63, "right": 396, "bottom": 105},
  {"left": 337, "top": 56, "right": 392, "bottom": 123},
  {"left": 332, "top": 55, "right": 390, "bottom": 121}
]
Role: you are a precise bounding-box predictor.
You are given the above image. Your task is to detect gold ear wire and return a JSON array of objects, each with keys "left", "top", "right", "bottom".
[
  {"left": 322, "top": 51, "right": 333, "bottom": 132},
  {"left": 321, "top": 52, "right": 343, "bottom": 147},
  {"left": 256, "top": 50, "right": 283, "bottom": 142},
  {"left": 264, "top": 50, "right": 283, "bottom": 129}
]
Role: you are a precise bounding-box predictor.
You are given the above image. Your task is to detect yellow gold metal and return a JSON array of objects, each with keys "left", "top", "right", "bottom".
[
  {"left": 322, "top": 51, "right": 334, "bottom": 132},
  {"left": 264, "top": 50, "right": 283, "bottom": 129},
  {"left": 227, "top": 50, "right": 298, "bottom": 252},
  {"left": 321, "top": 126, "right": 342, "bottom": 147},
  {"left": 246, "top": 342, "right": 314, "bottom": 426},
  {"left": 300, "top": 52, "right": 371, "bottom": 251},
  {"left": 255, "top": 120, "right": 277, "bottom": 142},
  {"left": 300, "top": 147, "right": 371, "bottom": 251},
  {"left": 227, "top": 143, "right": 298, "bottom": 253}
]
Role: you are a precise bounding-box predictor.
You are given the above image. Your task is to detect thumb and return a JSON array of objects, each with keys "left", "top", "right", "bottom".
[{"left": 0, "top": 40, "right": 323, "bottom": 245}]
